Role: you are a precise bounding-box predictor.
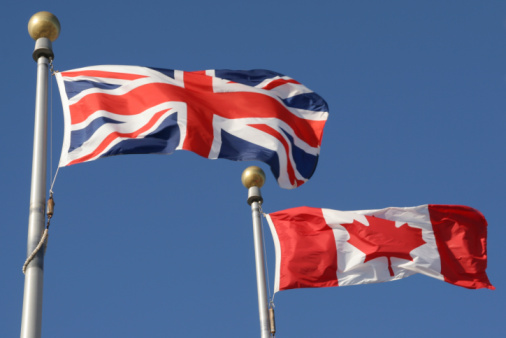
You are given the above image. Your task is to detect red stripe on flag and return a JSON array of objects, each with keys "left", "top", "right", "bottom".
[
  {"left": 179, "top": 71, "right": 215, "bottom": 157},
  {"left": 68, "top": 83, "right": 179, "bottom": 125},
  {"left": 262, "top": 78, "right": 300, "bottom": 90},
  {"left": 61, "top": 70, "right": 147, "bottom": 80},
  {"left": 429, "top": 204, "right": 495, "bottom": 290},
  {"left": 67, "top": 109, "right": 171, "bottom": 166},
  {"left": 248, "top": 124, "right": 305, "bottom": 188},
  {"left": 270, "top": 207, "right": 338, "bottom": 291}
]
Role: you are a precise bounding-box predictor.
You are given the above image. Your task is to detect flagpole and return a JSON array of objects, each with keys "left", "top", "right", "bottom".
[
  {"left": 21, "top": 12, "right": 60, "bottom": 338},
  {"left": 242, "top": 166, "right": 271, "bottom": 338}
]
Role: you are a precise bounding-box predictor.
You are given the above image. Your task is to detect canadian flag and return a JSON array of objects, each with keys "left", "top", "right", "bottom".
[{"left": 265, "top": 205, "right": 494, "bottom": 292}]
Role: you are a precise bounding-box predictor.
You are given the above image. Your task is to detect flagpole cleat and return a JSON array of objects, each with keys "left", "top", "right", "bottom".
[{"left": 28, "top": 11, "right": 60, "bottom": 61}]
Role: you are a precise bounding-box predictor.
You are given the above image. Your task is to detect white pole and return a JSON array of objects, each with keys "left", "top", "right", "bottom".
[
  {"left": 21, "top": 12, "right": 60, "bottom": 338},
  {"left": 242, "top": 166, "right": 271, "bottom": 338}
]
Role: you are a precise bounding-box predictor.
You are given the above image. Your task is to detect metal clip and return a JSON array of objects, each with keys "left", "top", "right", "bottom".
[
  {"left": 49, "top": 58, "right": 58, "bottom": 75},
  {"left": 47, "top": 194, "right": 55, "bottom": 219},
  {"left": 269, "top": 306, "right": 276, "bottom": 335}
]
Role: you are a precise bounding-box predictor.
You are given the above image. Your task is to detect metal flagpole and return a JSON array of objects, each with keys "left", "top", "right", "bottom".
[
  {"left": 21, "top": 12, "right": 60, "bottom": 338},
  {"left": 242, "top": 166, "right": 271, "bottom": 338}
]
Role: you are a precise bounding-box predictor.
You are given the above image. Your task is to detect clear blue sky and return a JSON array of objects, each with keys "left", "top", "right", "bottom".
[{"left": 2, "top": 1, "right": 504, "bottom": 337}]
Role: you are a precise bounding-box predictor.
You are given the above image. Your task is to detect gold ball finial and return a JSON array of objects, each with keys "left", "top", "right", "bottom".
[
  {"left": 241, "top": 166, "right": 266, "bottom": 189},
  {"left": 28, "top": 11, "right": 60, "bottom": 42}
]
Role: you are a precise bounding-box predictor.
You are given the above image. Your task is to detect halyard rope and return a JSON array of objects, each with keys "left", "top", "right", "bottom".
[
  {"left": 259, "top": 204, "right": 273, "bottom": 303},
  {"left": 22, "top": 229, "right": 49, "bottom": 274},
  {"left": 260, "top": 205, "right": 276, "bottom": 337},
  {"left": 22, "top": 193, "right": 54, "bottom": 274},
  {"left": 48, "top": 61, "right": 60, "bottom": 194}
]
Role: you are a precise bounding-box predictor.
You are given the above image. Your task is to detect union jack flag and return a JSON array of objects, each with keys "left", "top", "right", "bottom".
[{"left": 56, "top": 65, "right": 329, "bottom": 189}]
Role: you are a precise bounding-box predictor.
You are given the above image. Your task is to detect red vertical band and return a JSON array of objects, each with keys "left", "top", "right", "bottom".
[
  {"left": 270, "top": 207, "right": 338, "bottom": 291},
  {"left": 429, "top": 204, "right": 494, "bottom": 290}
]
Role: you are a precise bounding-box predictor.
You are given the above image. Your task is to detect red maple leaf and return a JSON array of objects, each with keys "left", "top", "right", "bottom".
[{"left": 341, "top": 216, "right": 426, "bottom": 276}]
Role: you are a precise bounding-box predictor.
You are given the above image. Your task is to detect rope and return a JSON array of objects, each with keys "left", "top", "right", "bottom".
[
  {"left": 259, "top": 204, "right": 273, "bottom": 303},
  {"left": 22, "top": 229, "right": 49, "bottom": 274},
  {"left": 49, "top": 166, "right": 60, "bottom": 195},
  {"left": 50, "top": 61, "right": 53, "bottom": 182},
  {"left": 259, "top": 204, "right": 276, "bottom": 337},
  {"left": 48, "top": 60, "right": 60, "bottom": 195},
  {"left": 22, "top": 194, "right": 55, "bottom": 274}
]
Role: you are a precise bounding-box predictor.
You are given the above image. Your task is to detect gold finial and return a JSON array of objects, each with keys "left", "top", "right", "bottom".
[
  {"left": 28, "top": 11, "right": 61, "bottom": 42},
  {"left": 241, "top": 166, "right": 266, "bottom": 189}
]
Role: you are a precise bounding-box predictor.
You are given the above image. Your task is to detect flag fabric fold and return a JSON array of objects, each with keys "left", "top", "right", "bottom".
[
  {"left": 266, "top": 205, "right": 494, "bottom": 292},
  {"left": 55, "top": 65, "right": 329, "bottom": 189}
]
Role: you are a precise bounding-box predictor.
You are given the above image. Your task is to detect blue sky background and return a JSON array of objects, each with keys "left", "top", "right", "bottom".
[{"left": 2, "top": 1, "right": 505, "bottom": 337}]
